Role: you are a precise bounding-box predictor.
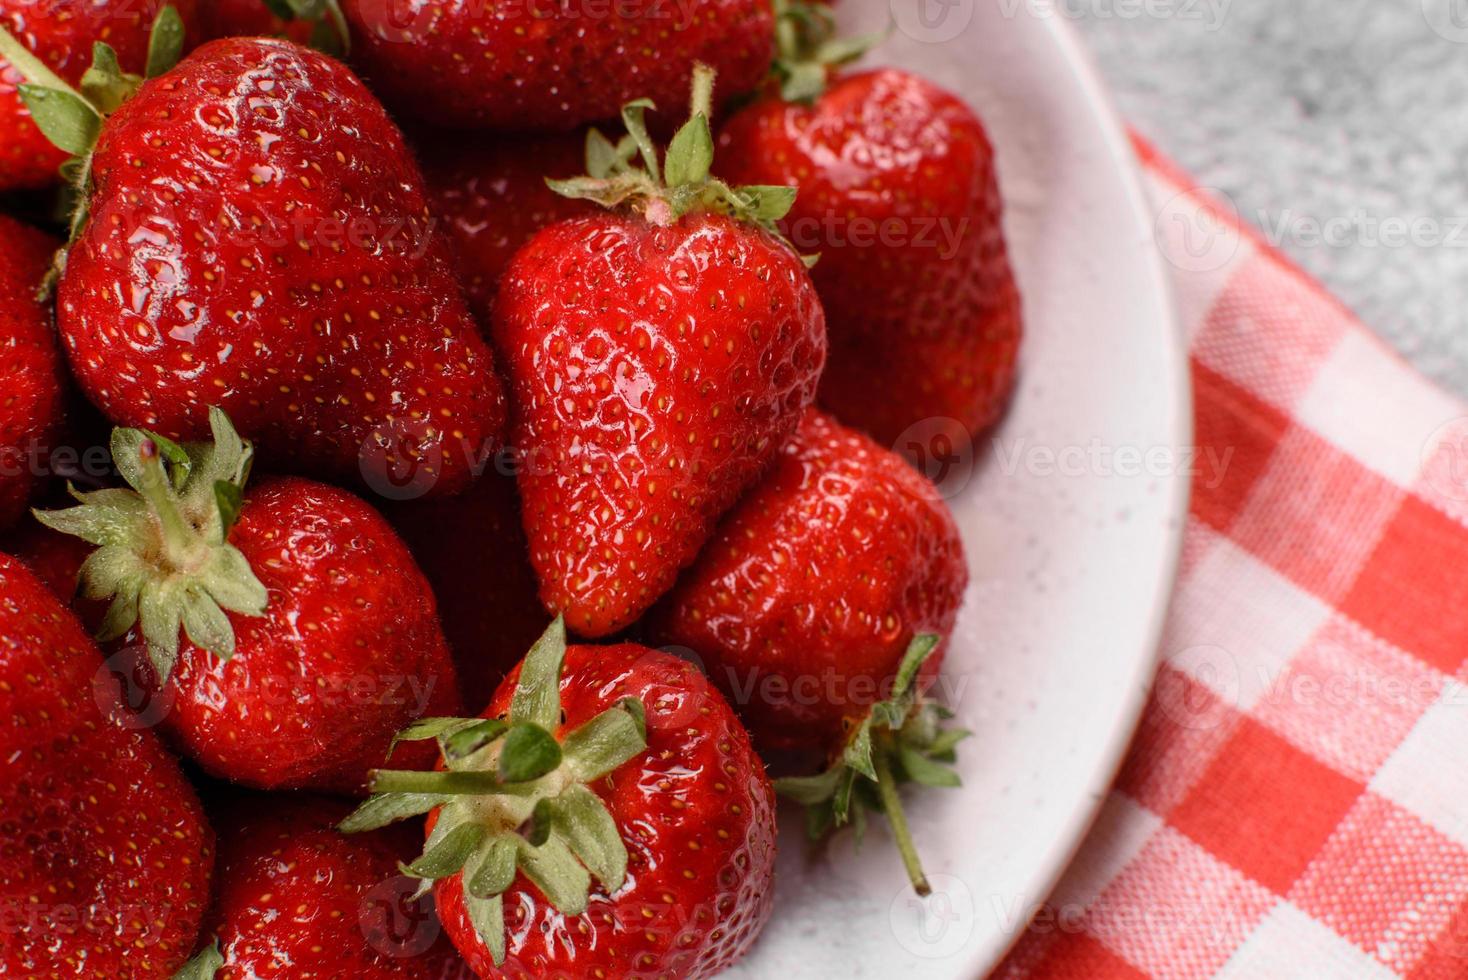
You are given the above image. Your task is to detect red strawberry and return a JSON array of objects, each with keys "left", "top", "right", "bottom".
[
  {"left": 202, "top": 0, "right": 350, "bottom": 51},
  {"left": 341, "top": 619, "right": 777, "bottom": 978},
  {"left": 417, "top": 129, "right": 595, "bottom": 324},
  {"left": 0, "top": 553, "right": 214, "bottom": 977},
  {"left": 494, "top": 69, "right": 827, "bottom": 636},
  {"left": 382, "top": 469, "right": 550, "bottom": 713},
  {"left": 188, "top": 793, "right": 469, "bottom": 979},
  {"left": 0, "top": 0, "right": 199, "bottom": 189},
  {"left": 3, "top": 35, "right": 505, "bottom": 497},
  {"left": 0, "top": 214, "right": 64, "bottom": 532},
  {"left": 652, "top": 408, "right": 968, "bottom": 893},
  {"left": 35, "top": 409, "right": 462, "bottom": 793},
  {"left": 340, "top": 0, "right": 773, "bottom": 131},
  {"left": 718, "top": 11, "right": 1022, "bottom": 446}
]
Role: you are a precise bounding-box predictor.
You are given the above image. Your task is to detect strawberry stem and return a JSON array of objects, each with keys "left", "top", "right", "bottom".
[
  {"left": 134, "top": 439, "right": 196, "bottom": 562},
  {"left": 690, "top": 62, "right": 715, "bottom": 121},
  {"left": 873, "top": 730, "right": 931, "bottom": 897}
]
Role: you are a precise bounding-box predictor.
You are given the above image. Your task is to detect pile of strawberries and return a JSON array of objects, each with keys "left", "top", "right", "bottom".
[{"left": 0, "top": 1, "right": 1022, "bottom": 977}]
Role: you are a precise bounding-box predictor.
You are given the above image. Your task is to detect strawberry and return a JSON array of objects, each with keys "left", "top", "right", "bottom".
[
  {"left": 0, "top": 33, "right": 506, "bottom": 497},
  {"left": 340, "top": 0, "right": 774, "bottom": 131},
  {"left": 0, "top": 213, "right": 65, "bottom": 532},
  {"left": 417, "top": 129, "right": 594, "bottom": 324},
  {"left": 202, "top": 0, "right": 350, "bottom": 52},
  {"left": 382, "top": 468, "right": 550, "bottom": 713},
  {"left": 0, "top": 0, "right": 199, "bottom": 190},
  {"left": 341, "top": 618, "right": 777, "bottom": 977},
  {"left": 181, "top": 793, "right": 469, "bottom": 979},
  {"left": 494, "top": 67, "right": 827, "bottom": 636},
  {"left": 717, "top": 6, "right": 1022, "bottom": 446},
  {"left": 34, "top": 409, "right": 462, "bottom": 793},
  {"left": 0, "top": 552, "right": 214, "bottom": 978},
  {"left": 651, "top": 408, "right": 969, "bottom": 894}
]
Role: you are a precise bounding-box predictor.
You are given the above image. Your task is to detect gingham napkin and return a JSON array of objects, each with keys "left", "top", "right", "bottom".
[{"left": 994, "top": 138, "right": 1468, "bottom": 979}]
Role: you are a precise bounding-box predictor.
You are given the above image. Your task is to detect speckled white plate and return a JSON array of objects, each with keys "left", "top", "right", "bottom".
[{"left": 724, "top": 5, "right": 1190, "bottom": 978}]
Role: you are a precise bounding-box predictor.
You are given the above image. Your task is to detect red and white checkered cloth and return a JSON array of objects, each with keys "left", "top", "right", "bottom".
[{"left": 994, "top": 138, "right": 1468, "bottom": 979}]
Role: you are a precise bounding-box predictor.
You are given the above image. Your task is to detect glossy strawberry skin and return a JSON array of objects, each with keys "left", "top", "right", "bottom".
[
  {"left": 652, "top": 409, "right": 968, "bottom": 761},
  {"left": 434, "top": 644, "right": 776, "bottom": 979},
  {"left": 0, "top": 0, "right": 200, "bottom": 189},
  {"left": 417, "top": 130, "right": 594, "bottom": 324},
  {"left": 0, "top": 215, "right": 64, "bottom": 532},
  {"left": 382, "top": 469, "right": 549, "bottom": 713},
  {"left": 341, "top": 0, "right": 773, "bottom": 131},
  {"left": 493, "top": 211, "right": 827, "bottom": 637},
  {"left": 57, "top": 38, "right": 506, "bottom": 497},
  {"left": 209, "top": 794, "right": 470, "bottom": 979},
  {"left": 120, "top": 476, "right": 461, "bottom": 793},
  {"left": 0, "top": 554, "right": 214, "bottom": 978},
  {"left": 718, "top": 68, "right": 1022, "bottom": 446}
]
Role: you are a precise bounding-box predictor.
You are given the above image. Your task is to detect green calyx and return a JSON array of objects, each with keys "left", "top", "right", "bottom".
[
  {"left": 547, "top": 62, "right": 799, "bottom": 240},
  {"left": 172, "top": 938, "right": 223, "bottom": 979},
  {"left": 340, "top": 618, "right": 650, "bottom": 967},
  {"left": 32, "top": 408, "right": 268, "bottom": 681},
  {"left": 261, "top": 0, "right": 352, "bottom": 57},
  {"left": 775, "top": 634, "right": 968, "bottom": 897},
  {"left": 770, "top": 0, "right": 885, "bottom": 103},
  {"left": 0, "top": 5, "right": 185, "bottom": 290}
]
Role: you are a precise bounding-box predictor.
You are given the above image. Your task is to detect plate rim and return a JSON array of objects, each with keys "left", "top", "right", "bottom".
[{"left": 960, "top": 13, "right": 1195, "bottom": 978}]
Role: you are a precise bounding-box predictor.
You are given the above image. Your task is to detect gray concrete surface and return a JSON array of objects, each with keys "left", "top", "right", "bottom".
[{"left": 1069, "top": 0, "right": 1468, "bottom": 396}]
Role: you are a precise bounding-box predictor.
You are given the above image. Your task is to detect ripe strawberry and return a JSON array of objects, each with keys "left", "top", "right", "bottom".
[
  {"left": 340, "top": 0, "right": 773, "bottom": 131},
  {"left": 651, "top": 408, "right": 968, "bottom": 894},
  {"left": 4, "top": 34, "right": 505, "bottom": 497},
  {"left": 184, "top": 793, "right": 469, "bottom": 979},
  {"left": 0, "top": 214, "right": 64, "bottom": 532},
  {"left": 35, "top": 409, "right": 462, "bottom": 793},
  {"left": 417, "top": 129, "right": 595, "bottom": 324},
  {"left": 202, "top": 0, "right": 350, "bottom": 52},
  {"left": 0, "top": 553, "right": 214, "bottom": 977},
  {"left": 717, "top": 8, "right": 1022, "bottom": 446},
  {"left": 382, "top": 469, "right": 550, "bottom": 713},
  {"left": 0, "top": 0, "right": 199, "bottom": 189},
  {"left": 342, "top": 619, "right": 777, "bottom": 978},
  {"left": 494, "top": 69, "right": 827, "bottom": 636}
]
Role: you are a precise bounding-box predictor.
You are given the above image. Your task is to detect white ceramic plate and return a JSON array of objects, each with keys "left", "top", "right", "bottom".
[{"left": 725, "top": 5, "right": 1191, "bottom": 978}]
